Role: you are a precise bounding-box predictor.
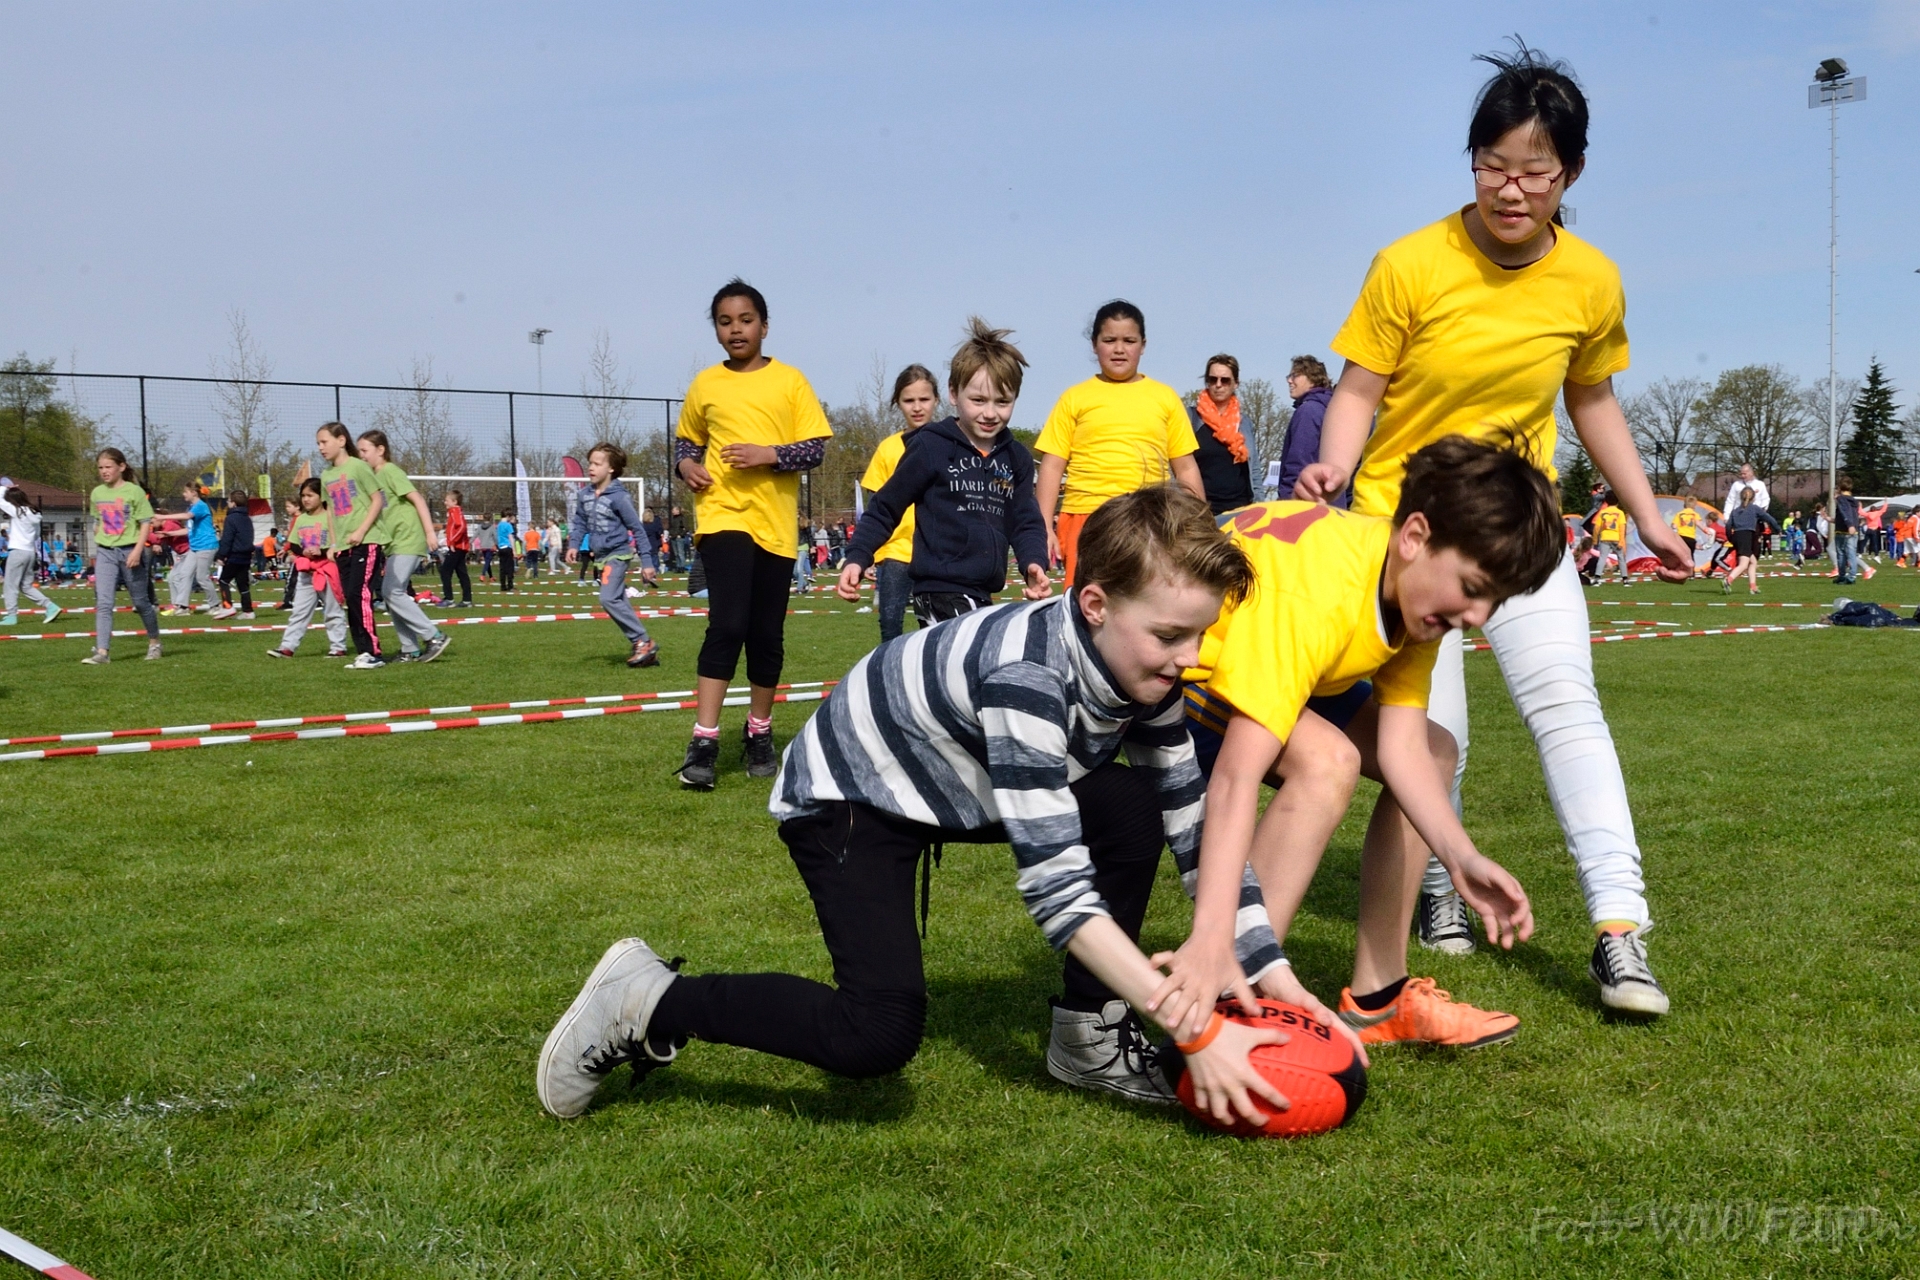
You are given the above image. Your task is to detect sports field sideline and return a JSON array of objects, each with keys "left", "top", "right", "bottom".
[{"left": 2, "top": 559, "right": 1914, "bottom": 1277}]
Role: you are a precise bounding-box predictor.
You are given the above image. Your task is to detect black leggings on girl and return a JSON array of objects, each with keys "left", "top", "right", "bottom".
[
  {"left": 648, "top": 761, "right": 1165, "bottom": 1078},
  {"left": 694, "top": 530, "right": 795, "bottom": 689}
]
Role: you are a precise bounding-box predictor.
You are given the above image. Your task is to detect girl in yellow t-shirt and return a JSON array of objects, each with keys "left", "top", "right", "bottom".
[
  {"left": 1034, "top": 300, "right": 1206, "bottom": 584},
  {"left": 1296, "top": 44, "right": 1688, "bottom": 1018},
  {"left": 859, "top": 364, "right": 939, "bottom": 643},
  {"left": 673, "top": 278, "right": 832, "bottom": 790}
]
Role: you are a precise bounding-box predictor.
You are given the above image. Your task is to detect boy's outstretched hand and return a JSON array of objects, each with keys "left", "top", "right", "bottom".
[
  {"left": 1021, "top": 563, "right": 1052, "bottom": 600},
  {"left": 1147, "top": 935, "right": 1259, "bottom": 1043},
  {"left": 1256, "top": 964, "right": 1370, "bottom": 1068},
  {"left": 1441, "top": 850, "right": 1534, "bottom": 950},
  {"left": 835, "top": 562, "right": 866, "bottom": 601}
]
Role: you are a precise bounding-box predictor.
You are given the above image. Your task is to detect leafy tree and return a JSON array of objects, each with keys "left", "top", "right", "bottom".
[
  {"left": 1621, "top": 376, "right": 1703, "bottom": 493},
  {"left": 0, "top": 355, "right": 106, "bottom": 491},
  {"left": 1692, "top": 364, "right": 1814, "bottom": 482},
  {"left": 1840, "top": 358, "right": 1902, "bottom": 495}
]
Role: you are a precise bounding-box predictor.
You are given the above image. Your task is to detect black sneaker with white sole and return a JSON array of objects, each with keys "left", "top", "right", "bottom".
[
  {"left": 1414, "top": 890, "right": 1476, "bottom": 955},
  {"left": 677, "top": 735, "right": 719, "bottom": 790},
  {"left": 1045, "top": 998, "right": 1177, "bottom": 1105},
  {"left": 743, "top": 725, "right": 778, "bottom": 778},
  {"left": 1590, "top": 924, "right": 1669, "bottom": 1016},
  {"left": 536, "top": 938, "right": 685, "bottom": 1118}
]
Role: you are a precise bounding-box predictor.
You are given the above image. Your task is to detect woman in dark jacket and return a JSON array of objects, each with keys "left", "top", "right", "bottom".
[
  {"left": 1185, "top": 354, "right": 1257, "bottom": 514},
  {"left": 1276, "top": 355, "right": 1336, "bottom": 505}
]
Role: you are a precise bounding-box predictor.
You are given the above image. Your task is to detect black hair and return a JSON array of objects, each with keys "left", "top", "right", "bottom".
[
  {"left": 709, "top": 278, "right": 768, "bottom": 324},
  {"left": 891, "top": 364, "right": 938, "bottom": 406},
  {"left": 5, "top": 486, "right": 35, "bottom": 514},
  {"left": 1088, "top": 299, "right": 1146, "bottom": 343},
  {"left": 298, "top": 477, "right": 324, "bottom": 500},
  {"left": 1468, "top": 38, "right": 1588, "bottom": 183}
]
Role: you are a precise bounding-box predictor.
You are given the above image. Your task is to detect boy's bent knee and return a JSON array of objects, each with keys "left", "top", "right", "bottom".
[{"left": 825, "top": 989, "right": 926, "bottom": 1078}]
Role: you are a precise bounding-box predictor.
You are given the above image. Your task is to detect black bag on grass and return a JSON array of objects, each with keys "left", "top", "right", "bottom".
[{"left": 1825, "top": 600, "right": 1917, "bottom": 628}]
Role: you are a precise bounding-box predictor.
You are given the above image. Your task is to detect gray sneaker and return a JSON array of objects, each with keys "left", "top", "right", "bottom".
[
  {"left": 1590, "top": 923, "right": 1670, "bottom": 1016},
  {"left": 1045, "top": 998, "right": 1177, "bottom": 1106},
  {"left": 537, "top": 938, "right": 683, "bottom": 1119},
  {"left": 1414, "top": 890, "right": 1476, "bottom": 955}
]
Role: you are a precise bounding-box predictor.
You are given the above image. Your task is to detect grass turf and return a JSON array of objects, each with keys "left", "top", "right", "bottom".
[{"left": 2, "top": 562, "right": 1916, "bottom": 1277}]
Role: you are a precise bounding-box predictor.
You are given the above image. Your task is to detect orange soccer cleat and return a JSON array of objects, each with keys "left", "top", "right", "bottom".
[{"left": 1337, "top": 977, "right": 1518, "bottom": 1049}]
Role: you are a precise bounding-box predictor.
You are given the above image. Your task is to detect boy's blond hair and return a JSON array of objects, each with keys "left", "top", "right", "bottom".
[
  {"left": 1076, "top": 485, "right": 1253, "bottom": 606},
  {"left": 948, "top": 317, "right": 1028, "bottom": 398}
]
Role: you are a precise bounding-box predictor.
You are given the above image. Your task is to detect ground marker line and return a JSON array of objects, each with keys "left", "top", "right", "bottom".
[
  {"left": 0, "top": 691, "right": 829, "bottom": 763},
  {"left": 0, "top": 1224, "right": 95, "bottom": 1279},
  {"left": 0, "top": 606, "right": 863, "bottom": 641},
  {"left": 1468, "top": 623, "right": 1828, "bottom": 652},
  {"left": 0, "top": 681, "right": 840, "bottom": 746}
]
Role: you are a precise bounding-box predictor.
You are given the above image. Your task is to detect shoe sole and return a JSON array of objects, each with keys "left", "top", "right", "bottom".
[
  {"left": 1359, "top": 1023, "right": 1519, "bottom": 1050},
  {"left": 1597, "top": 982, "right": 1670, "bottom": 1017},
  {"left": 678, "top": 773, "right": 715, "bottom": 791},
  {"left": 536, "top": 938, "right": 653, "bottom": 1118},
  {"left": 1044, "top": 1052, "right": 1179, "bottom": 1106}
]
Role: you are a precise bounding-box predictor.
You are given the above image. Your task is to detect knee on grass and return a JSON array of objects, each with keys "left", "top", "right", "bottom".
[{"left": 823, "top": 990, "right": 927, "bottom": 1078}]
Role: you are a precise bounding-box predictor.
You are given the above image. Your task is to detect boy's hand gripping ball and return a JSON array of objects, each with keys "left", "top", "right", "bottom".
[{"left": 1176, "top": 999, "right": 1366, "bottom": 1137}]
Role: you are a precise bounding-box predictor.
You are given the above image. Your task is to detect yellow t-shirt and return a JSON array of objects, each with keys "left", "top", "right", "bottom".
[
  {"left": 1330, "top": 209, "right": 1631, "bottom": 518},
  {"left": 1033, "top": 375, "right": 1199, "bottom": 515},
  {"left": 677, "top": 359, "right": 834, "bottom": 557},
  {"left": 1671, "top": 507, "right": 1699, "bottom": 539},
  {"left": 1182, "top": 502, "right": 1439, "bottom": 745},
  {"left": 860, "top": 430, "right": 917, "bottom": 565},
  {"left": 1594, "top": 505, "right": 1626, "bottom": 543}
]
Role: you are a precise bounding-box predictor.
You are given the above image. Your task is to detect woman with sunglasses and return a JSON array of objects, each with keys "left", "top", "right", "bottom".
[
  {"left": 1184, "top": 355, "right": 1257, "bottom": 515},
  {"left": 1296, "top": 42, "right": 1691, "bottom": 1019}
]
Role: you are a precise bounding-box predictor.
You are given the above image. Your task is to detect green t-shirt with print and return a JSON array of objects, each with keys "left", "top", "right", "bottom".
[
  {"left": 372, "top": 463, "right": 429, "bottom": 557},
  {"left": 288, "top": 510, "right": 331, "bottom": 562},
  {"left": 321, "top": 457, "right": 388, "bottom": 548},
  {"left": 89, "top": 481, "right": 154, "bottom": 548}
]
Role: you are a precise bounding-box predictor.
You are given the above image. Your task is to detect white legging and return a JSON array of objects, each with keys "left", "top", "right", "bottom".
[{"left": 1422, "top": 550, "right": 1649, "bottom": 926}]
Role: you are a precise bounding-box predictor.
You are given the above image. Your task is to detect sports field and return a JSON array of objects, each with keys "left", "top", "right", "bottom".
[{"left": 3, "top": 563, "right": 1915, "bottom": 1278}]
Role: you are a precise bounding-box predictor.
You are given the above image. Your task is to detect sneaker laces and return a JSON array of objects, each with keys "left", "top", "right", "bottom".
[
  {"left": 1420, "top": 892, "right": 1471, "bottom": 939},
  {"left": 1596, "top": 928, "right": 1660, "bottom": 988},
  {"left": 1093, "top": 1007, "right": 1160, "bottom": 1079},
  {"left": 577, "top": 957, "right": 686, "bottom": 1079}
]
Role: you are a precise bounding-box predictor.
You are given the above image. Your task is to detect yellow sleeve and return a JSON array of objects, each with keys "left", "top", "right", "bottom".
[
  {"left": 1034, "top": 385, "right": 1079, "bottom": 459},
  {"left": 1372, "top": 638, "right": 1439, "bottom": 710},
  {"left": 1566, "top": 267, "right": 1631, "bottom": 385},
  {"left": 861, "top": 434, "right": 902, "bottom": 492},
  {"left": 675, "top": 381, "right": 708, "bottom": 445},
  {"left": 1329, "top": 251, "right": 1410, "bottom": 376},
  {"left": 1207, "top": 586, "right": 1344, "bottom": 744},
  {"left": 789, "top": 372, "right": 833, "bottom": 442},
  {"left": 1160, "top": 384, "right": 1199, "bottom": 458}
]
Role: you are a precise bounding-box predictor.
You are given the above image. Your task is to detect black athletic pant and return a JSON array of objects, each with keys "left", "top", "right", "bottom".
[
  {"left": 218, "top": 558, "right": 252, "bottom": 610},
  {"left": 340, "top": 544, "right": 385, "bottom": 657},
  {"left": 911, "top": 591, "right": 989, "bottom": 630},
  {"left": 695, "top": 530, "right": 795, "bottom": 689},
  {"left": 498, "top": 546, "right": 515, "bottom": 591},
  {"left": 440, "top": 548, "right": 471, "bottom": 603},
  {"left": 650, "top": 761, "right": 1165, "bottom": 1078}
]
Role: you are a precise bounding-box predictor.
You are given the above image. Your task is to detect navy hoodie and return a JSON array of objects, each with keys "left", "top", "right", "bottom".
[
  {"left": 846, "top": 416, "right": 1050, "bottom": 599},
  {"left": 216, "top": 505, "right": 253, "bottom": 561}
]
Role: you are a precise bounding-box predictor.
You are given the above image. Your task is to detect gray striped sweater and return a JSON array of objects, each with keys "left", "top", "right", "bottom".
[{"left": 772, "top": 595, "right": 1284, "bottom": 977}]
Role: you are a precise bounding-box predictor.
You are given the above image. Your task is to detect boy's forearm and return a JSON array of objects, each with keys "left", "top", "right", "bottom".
[
  {"left": 1376, "top": 709, "right": 1476, "bottom": 868},
  {"left": 1064, "top": 916, "right": 1166, "bottom": 1024},
  {"left": 1192, "top": 768, "right": 1263, "bottom": 942},
  {"left": 1316, "top": 363, "right": 1389, "bottom": 476}
]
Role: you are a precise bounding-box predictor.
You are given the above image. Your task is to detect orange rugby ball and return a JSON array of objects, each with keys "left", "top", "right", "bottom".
[{"left": 1175, "top": 998, "right": 1367, "bottom": 1137}]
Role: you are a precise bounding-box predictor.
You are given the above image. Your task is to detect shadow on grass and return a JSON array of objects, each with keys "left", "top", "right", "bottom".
[{"left": 636, "top": 1065, "right": 916, "bottom": 1124}]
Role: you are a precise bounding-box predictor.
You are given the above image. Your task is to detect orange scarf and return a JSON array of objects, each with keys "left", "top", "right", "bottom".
[{"left": 1194, "top": 393, "right": 1248, "bottom": 464}]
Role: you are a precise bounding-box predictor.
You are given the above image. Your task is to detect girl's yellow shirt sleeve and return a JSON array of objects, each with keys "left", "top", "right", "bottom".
[
  {"left": 1034, "top": 384, "right": 1081, "bottom": 460},
  {"left": 1330, "top": 251, "right": 1414, "bottom": 376},
  {"left": 861, "top": 431, "right": 915, "bottom": 564},
  {"left": 1565, "top": 264, "right": 1631, "bottom": 386},
  {"left": 1153, "top": 381, "right": 1201, "bottom": 458}
]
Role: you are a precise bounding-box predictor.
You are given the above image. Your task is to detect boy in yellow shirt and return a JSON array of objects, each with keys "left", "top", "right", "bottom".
[
  {"left": 674, "top": 279, "right": 832, "bottom": 789},
  {"left": 1152, "top": 436, "right": 1560, "bottom": 1050},
  {"left": 1589, "top": 491, "right": 1629, "bottom": 583},
  {"left": 1034, "top": 300, "right": 1205, "bottom": 584},
  {"left": 1670, "top": 501, "right": 1701, "bottom": 574}
]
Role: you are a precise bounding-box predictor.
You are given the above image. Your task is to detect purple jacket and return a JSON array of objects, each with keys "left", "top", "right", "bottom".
[{"left": 1277, "top": 386, "right": 1342, "bottom": 506}]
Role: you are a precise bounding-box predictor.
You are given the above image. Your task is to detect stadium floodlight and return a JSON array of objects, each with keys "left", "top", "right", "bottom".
[
  {"left": 528, "top": 328, "right": 552, "bottom": 464},
  {"left": 1808, "top": 59, "right": 1866, "bottom": 515}
]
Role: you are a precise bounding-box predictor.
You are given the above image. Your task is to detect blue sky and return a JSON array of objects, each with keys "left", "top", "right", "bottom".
[{"left": 8, "top": 2, "right": 1920, "bottom": 421}]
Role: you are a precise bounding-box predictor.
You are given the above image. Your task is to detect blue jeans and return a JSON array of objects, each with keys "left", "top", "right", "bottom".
[
  {"left": 875, "top": 560, "right": 912, "bottom": 643},
  {"left": 1834, "top": 532, "right": 1860, "bottom": 579}
]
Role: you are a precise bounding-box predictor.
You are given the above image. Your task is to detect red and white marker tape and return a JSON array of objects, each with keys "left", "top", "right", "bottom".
[
  {"left": 0, "top": 1225, "right": 95, "bottom": 1280},
  {"left": 0, "top": 690, "right": 830, "bottom": 763},
  {"left": 1468, "top": 622, "right": 1827, "bottom": 652},
  {"left": 1589, "top": 599, "right": 1915, "bottom": 610},
  {"left": 0, "top": 606, "right": 861, "bottom": 641}
]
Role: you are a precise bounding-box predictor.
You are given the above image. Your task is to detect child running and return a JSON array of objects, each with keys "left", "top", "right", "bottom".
[
  {"left": 82, "top": 448, "right": 161, "bottom": 664},
  {"left": 356, "top": 429, "right": 450, "bottom": 662},
  {"left": 1722, "top": 485, "right": 1781, "bottom": 595},
  {"left": 267, "top": 478, "right": 349, "bottom": 658},
  {"left": 566, "top": 442, "right": 660, "bottom": 668},
  {"left": 857, "top": 364, "right": 940, "bottom": 642},
  {"left": 839, "top": 320, "right": 1050, "bottom": 625},
  {"left": 1, "top": 485, "right": 60, "bottom": 626},
  {"left": 1159, "top": 437, "right": 1554, "bottom": 1051},
  {"left": 316, "top": 421, "right": 389, "bottom": 669},
  {"left": 539, "top": 487, "right": 1309, "bottom": 1126},
  {"left": 439, "top": 489, "right": 473, "bottom": 607},
  {"left": 1034, "top": 300, "right": 1206, "bottom": 585},
  {"left": 673, "top": 279, "right": 831, "bottom": 790},
  {"left": 1296, "top": 44, "right": 1689, "bottom": 1014},
  {"left": 209, "top": 488, "right": 255, "bottom": 619}
]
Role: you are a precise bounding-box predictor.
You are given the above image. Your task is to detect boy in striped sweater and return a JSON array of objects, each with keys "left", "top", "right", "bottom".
[{"left": 540, "top": 486, "right": 1306, "bottom": 1126}]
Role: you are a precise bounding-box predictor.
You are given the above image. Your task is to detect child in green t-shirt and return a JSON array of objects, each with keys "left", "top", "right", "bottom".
[
  {"left": 317, "top": 421, "right": 389, "bottom": 668},
  {"left": 356, "top": 429, "right": 449, "bottom": 663},
  {"left": 83, "top": 448, "right": 161, "bottom": 664}
]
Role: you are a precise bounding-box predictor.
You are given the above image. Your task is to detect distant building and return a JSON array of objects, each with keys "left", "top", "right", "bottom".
[{"left": 9, "top": 479, "right": 87, "bottom": 552}]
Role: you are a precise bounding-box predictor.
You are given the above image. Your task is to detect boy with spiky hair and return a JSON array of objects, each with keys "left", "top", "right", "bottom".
[
  {"left": 1153, "top": 436, "right": 1558, "bottom": 1050},
  {"left": 838, "top": 317, "right": 1051, "bottom": 623}
]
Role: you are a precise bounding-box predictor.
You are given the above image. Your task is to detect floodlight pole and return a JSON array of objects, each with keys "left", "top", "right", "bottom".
[
  {"left": 528, "top": 328, "right": 551, "bottom": 463},
  {"left": 1809, "top": 60, "right": 1865, "bottom": 515}
]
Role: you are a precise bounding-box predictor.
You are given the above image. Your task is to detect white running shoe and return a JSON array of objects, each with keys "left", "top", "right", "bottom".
[
  {"left": 1045, "top": 998, "right": 1177, "bottom": 1105},
  {"left": 345, "top": 653, "right": 387, "bottom": 670},
  {"left": 1590, "top": 924, "right": 1670, "bottom": 1016},
  {"left": 537, "top": 938, "right": 683, "bottom": 1119}
]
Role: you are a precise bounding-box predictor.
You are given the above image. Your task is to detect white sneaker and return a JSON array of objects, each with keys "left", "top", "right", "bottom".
[
  {"left": 537, "top": 938, "right": 683, "bottom": 1118},
  {"left": 345, "top": 653, "right": 387, "bottom": 670},
  {"left": 1590, "top": 924, "right": 1670, "bottom": 1016},
  {"left": 1045, "top": 998, "right": 1177, "bottom": 1105},
  {"left": 208, "top": 606, "right": 236, "bottom": 619}
]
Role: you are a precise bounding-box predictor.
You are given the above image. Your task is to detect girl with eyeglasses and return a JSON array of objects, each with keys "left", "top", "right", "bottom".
[{"left": 1294, "top": 42, "right": 1691, "bottom": 1019}]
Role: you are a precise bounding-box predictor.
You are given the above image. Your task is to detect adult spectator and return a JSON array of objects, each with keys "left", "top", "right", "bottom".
[
  {"left": 1275, "top": 355, "right": 1336, "bottom": 505},
  {"left": 1832, "top": 474, "right": 1863, "bottom": 584},
  {"left": 1726, "top": 463, "right": 1769, "bottom": 514},
  {"left": 642, "top": 509, "right": 664, "bottom": 574},
  {"left": 1185, "top": 354, "right": 1256, "bottom": 514},
  {"left": 546, "top": 517, "right": 565, "bottom": 573}
]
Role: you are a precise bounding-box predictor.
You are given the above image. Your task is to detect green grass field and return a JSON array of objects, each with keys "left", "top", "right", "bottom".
[{"left": 3, "top": 561, "right": 1916, "bottom": 1278}]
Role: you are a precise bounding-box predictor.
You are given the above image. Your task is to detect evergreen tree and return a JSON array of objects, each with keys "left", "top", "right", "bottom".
[
  {"left": 1841, "top": 358, "right": 1902, "bottom": 495},
  {"left": 1559, "top": 447, "right": 1599, "bottom": 514}
]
